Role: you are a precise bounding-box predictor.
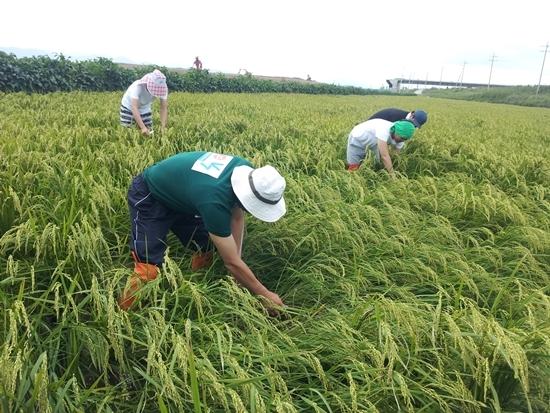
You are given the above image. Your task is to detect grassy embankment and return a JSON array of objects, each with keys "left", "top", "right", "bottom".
[
  {"left": 422, "top": 85, "right": 550, "bottom": 108},
  {"left": 1, "top": 92, "right": 550, "bottom": 412}
]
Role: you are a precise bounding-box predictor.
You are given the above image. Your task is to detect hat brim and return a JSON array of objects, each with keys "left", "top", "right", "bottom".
[
  {"left": 138, "top": 74, "right": 168, "bottom": 97},
  {"left": 138, "top": 73, "right": 150, "bottom": 84},
  {"left": 146, "top": 80, "right": 168, "bottom": 98},
  {"left": 231, "top": 165, "right": 286, "bottom": 223},
  {"left": 412, "top": 119, "right": 422, "bottom": 128}
]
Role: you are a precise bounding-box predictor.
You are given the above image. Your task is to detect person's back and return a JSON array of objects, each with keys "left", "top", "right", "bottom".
[
  {"left": 369, "top": 108, "right": 428, "bottom": 129},
  {"left": 121, "top": 81, "right": 155, "bottom": 112},
  {"left": 368, "top": 108, "right": 408, "bottom": 123},
  {"left": 350, "top": 119, "right": 394, "bottom": 155},
  {"left": 142, "top": 152, "right": 251, "bottom": 237}
]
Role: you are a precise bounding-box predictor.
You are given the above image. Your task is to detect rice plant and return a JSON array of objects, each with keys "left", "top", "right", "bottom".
[{"left": 1, "top": 92, "right": 550, "bottom": 412}]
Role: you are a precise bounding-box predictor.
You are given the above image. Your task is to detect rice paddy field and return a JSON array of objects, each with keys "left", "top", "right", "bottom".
[{"left": 1, "top": 91, "right": 550, "bottom": 413}]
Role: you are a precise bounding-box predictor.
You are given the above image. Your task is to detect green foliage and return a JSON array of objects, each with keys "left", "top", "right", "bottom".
[
  {"left": 1, "top": 93, "right": 550, "bottom": 412},
  {"left": 72, "top": 57, "right": 136, "bottom": 92},
  {"left": 0, "top": 52, "right": 399, "bottom": 96},
  {"left": 0, "top": 52, "right": 73, "bottom": 93},
  {"left": 422, "top": 85, "right": 550, "bottom": 108}
]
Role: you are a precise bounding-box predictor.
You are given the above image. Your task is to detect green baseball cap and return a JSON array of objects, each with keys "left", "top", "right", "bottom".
[{"left": 391, "top": 121, "right": 415, "bottom": 140}]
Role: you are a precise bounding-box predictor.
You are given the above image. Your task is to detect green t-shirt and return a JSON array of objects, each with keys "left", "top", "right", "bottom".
[{"left": 142, "top": 151, "right": 253, "bottom": 237}]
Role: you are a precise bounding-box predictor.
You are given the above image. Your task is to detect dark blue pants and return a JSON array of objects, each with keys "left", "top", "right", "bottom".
[{"left": 128, "top": 174, "right": 211, "bottom": 266}]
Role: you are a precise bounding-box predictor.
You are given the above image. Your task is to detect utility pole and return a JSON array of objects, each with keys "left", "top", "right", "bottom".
[
  {"left": 488, "top": 53, "right": 497, "bottom": 89},
  {"left": 536, "top": 42, "right": 549, "bottom": 95},
  {"left": 457, "top": 61, "right": 467, "bottom": 87},
  {"left": 439, "top": 66, "right": 443, "bottom": 86},
  {"left": 425, "top": 72, "right": 428, "bottom": 88}
]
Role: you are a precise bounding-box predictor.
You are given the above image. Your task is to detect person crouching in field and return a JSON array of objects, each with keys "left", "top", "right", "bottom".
[
  {"left": 346, "top": 119, "right": 415, "bottom": 176},
  {"left": 120, "top": 69, "right": 168, "bottom": 136},
  {"left": 368, "top": 108, "right": 428, "bottom": 129},
  {"left": 118, "top": 151, "right": 287, "bottom": 314}
]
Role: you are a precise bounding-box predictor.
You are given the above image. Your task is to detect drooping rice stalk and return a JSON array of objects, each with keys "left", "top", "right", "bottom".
[{"left": 1, "top": 91, "right": 550, "bottom": 411}]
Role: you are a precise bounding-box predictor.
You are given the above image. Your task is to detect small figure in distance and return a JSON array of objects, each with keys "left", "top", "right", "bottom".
[
  {"left": 118, "top": 151, "right": 288, "bottom": 315},
  {"left": 368, "top": 108, "right": 428, "bottom": 129},
  {"left": 120, "top": 69, "right": 168, "bottom": 136},
  {"left": 193, "top": 56, "right": 203, "bottom": 69},
  {"left": 346, "top": 119, "right": 415, "bottom": 177},
  {"left": 307, "top": 74, "right": 311, "bottom": 81}
]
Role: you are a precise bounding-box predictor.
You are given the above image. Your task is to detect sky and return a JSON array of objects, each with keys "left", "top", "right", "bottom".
[{"left": 2, "top": 0, "right": 549, "bottom": 89}]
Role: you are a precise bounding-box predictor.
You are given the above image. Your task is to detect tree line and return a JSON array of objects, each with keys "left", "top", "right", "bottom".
[{"left": 0, "top": 52, "right": 399, "bottom": 96}]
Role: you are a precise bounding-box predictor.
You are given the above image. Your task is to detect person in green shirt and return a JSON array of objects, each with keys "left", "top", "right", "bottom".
[{"left": 119, "top": 151, "right": 287, "bottom": 314}]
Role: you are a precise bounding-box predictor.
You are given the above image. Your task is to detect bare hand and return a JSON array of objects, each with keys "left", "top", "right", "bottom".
[
  {"left": 259, "top": 291, "right": 284, "bottom": 316},
  {"left": 141, "top": 126, "right": 149, "bottom": 135}
]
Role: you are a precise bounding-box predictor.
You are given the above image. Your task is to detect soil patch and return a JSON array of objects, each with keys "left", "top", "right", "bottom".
[{"left": 116, "top": 63, "right": 320, "bottom": 84}]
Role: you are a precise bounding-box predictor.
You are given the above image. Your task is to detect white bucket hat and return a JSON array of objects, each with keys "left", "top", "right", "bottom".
[{"left": 231, "top": 165, "right": 286, "bottom": 222}]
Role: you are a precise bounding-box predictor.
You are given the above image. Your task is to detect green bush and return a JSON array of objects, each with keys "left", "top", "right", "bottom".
[{"left": 0, "top": 52, "right": 404, "bottom": 96}]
